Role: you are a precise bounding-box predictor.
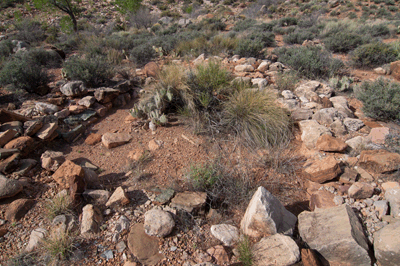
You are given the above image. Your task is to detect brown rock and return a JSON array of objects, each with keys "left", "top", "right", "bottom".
[
  {"left": 382, "top": 181, "right": 400, "bottom": 192},
  {"left": 144, "top": 62, "right": 160, "bottom": 78},
  {"left": 93, "top": 103, "right": 107, "bottom": 117},
  {"left": 390, "top": 60, "right": 400, "bottom": 80},
  {"left": 0, "top": 129, "right": 17, "bottom": 147},
  {"left": 52, "top": 160, "right": 84, "bottom": 189},
  {"left": 128, "top": 148, "right": 145, "bottom": 161},
  {"left": 316, "top": 134, "right": 348, "bottom": 152},
  {"left": 106, "top": 186, "right": 130, "bottom": 208},
  {"left": 148, "top": 139, "right": 162, "bottom": 151},
  {"left": 127, "top": 223, "right": 164, "bottom": 266},
  {"left": 339, "top": 167, "right": 358, "bottom": 184},
  {"left": 0, "top": 109, "right": 31, "bottom": 124},
  {"left": 4, "top": 136, "right": 34, "bottom": 155},
  {"left": 368, "top": 127, "right": 390, "bottom": 145},
  {"left": 301, "top": 249, "right": 322, "bottom": 266},
  {"left": 69, "top": 105, "right": 86, "bottom": 114},
  {"left": 304, "top": 156, "right": 342, "bottom": 183},
  {"left": 102, "top": 132, "right": 131, "bottom": 149},
  {"left": 81, "top": 204, "right": 103, "bottom": 238},
  {"left": 358, "top": 149, "right": 400, "bottom": 174},
  {"left": 171, "top": 191, "right": 207, "bottom": 213},
  {"left": 310, "top": 190, "right": 336, "bottom": 211},
  {"left": 207, "top": 245, "right": 230, "bottom": 265},
  {"left": 69, "top": 175, "right": 86, "bottom": 204},
  {"left": 348, "top": 182, "right": 374, "bottom": 199},
  {"left": 0, "top": 228, "right": 7, "bottom": 237},
  {"left": 5, "top": 199, "right": 35, "bottom": 222},
  {"left": 24, "top": 120, "right": 43, "bottom": 136},
  {"left": 321, "top": 97, "right": 333, "bottom": 108},
  {"left": 85, "top": 133, "right": 102, "bottom": 145},
  {"left": 125, "top": 114, "right": 138, "bottom": 123},
  {"left": 36, "top": 123, "right": 58, "bottom": 140}
]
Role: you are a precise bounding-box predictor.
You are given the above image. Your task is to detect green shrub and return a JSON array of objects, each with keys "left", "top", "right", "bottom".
[
  {"left": 283, "top": 29, "right": 315, "bottom": 44},
  {"left": 130, "top": 44, "right": 157, "bottom": 66},
  {"left": 26, "top": 48, "right": 63, "bottom": 67},
  {"left": 233, "top": 18, "right": 257, "bottom": 31},
  {"left": 248, "top": 31, "right": 276, "bottom": 47},
  {"left": 238, "top": 235, "right": 254, "bottom": 266},
  {"left": 275, "top": 46, "right": 345, "bottom": 79},
  {"left": 0, "top": 54, "right": 48, "bottom": 94},
  {"left": 234, "top": 39, "right": 263, "bottom": 57},
  {"left": 62, "top": 55, "right": 114, "bottom": 87},
  {"left": 13, "top": 19, "right": 46, "bottom": 44},
  {"left": 0, "top": 40, "right": 13, "bottom": 60},
  {"left": 222, "top": 87, "right": 292, "bottom": 147},
  {"left": 278, "top": 17, "right": 298, "bottom": 26},
  {"left": 350, "top": 42, "right": 398, "bottom": 68},
  {"left": 186, "top": 162, "right": 222, "bottom": 191},
  {"left": 356, "top": 78, "right": 400, "bottom": 121},
  {"left": 324, "top": 31, "right": 364, "bottom": 52}
]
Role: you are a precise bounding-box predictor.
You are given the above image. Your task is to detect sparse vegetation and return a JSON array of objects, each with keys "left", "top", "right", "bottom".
[
  {"left": 238, "top": 235, "right": 254, "bottom": 266},
  {"left": 42, "top": 231, "right": 75, "bottom": 262},
  {"left": 44, "top": 193, "right": 73, "bottom": 220}
]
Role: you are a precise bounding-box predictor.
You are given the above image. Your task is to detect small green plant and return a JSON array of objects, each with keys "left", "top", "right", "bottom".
[
  {"left": 186, "top": 162, "right": 221, "bottom": 191},
  {"left": 329, "top": 76, "right": 354, "bottom": 92},
  {"left": 130, "top": 43, "right": 157, "bottom": 66},
  {"left": 222, "top": 87, "right": 292, "bottom": 147},
  {"left": 62, "top": 55, "right": 114, "bottom": 87},
  {"left": 356, "top": 78, "right": 400, "bottom": 121},
  {"left": 44, "top": 193, "right": 73, "bottom": 220},
  {"left": 42, "top": 231, "right": 74, "bottom": 262},
  {"left": 275, "top": 71, "right": 299, "bottom": 91},
  {"left": 238, "top": 235, "right": 254, "bottom": 266}
]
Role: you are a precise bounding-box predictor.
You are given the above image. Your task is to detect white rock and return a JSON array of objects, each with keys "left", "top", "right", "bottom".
[
  {"left": 144, "top": 208, "right": 175, "bottom": 238},
  {"left": 210, "top": 224, "right": 239, "bottom": 246},
  {"left": 25, "top": 228, "right": 47, "bottom": 252}
]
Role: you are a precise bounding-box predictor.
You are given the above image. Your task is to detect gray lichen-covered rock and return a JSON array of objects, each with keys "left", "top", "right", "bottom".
[
  {"left": 252, "top": 234, "right": 300, "bottom": 266},
  {"left": 60, "top": 81, "right": 87, "bottom": 97},
  {"left": 0, "top": 174, "right": 22, "bottom": 199},
  {"left": 374, "top": 221, "right": 400, "bottom": 266},
  {"left": 298, "top": 204, "right": 371, "bottom": 266},
  {"left": 241, "top": 186, "right": 297, "bottom": 238},
  {"left": 210, "top": 224, "right": 239, "bottom": 246}
]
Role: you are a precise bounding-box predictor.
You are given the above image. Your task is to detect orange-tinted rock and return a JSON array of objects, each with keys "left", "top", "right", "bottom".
[
  {"left": 144, "top": 62, "right": 160, "bottom": 78},
  {"left": 304, "top": 156, "right": 342, "bottom": 183},
  {"left": 52, "top": 160, "right": 84, "bottom": 189},
  {"left": 85, "top": 133, "right": 102, "bottom": 145},
  {"left": 310, "top": 190, "right": 336, "bottom": 211},
  {"left": 4, "top": 136, "right": 34, "bottom": 155},
  {"left": 5, "top": 199, "right": 35, "bottom": 222},
  {"left": 358, "top": 150, "right": 400, "bottom": 174},
  {"left": 301, "top": 249, "right": 322, "bottom": 266},
  {"left": 128, "top": 148, "right": 145, "bottom": 161},
  {"left": 102, "top": 133, "right": 131, "bottom": 149},
  {"left": 368, "top": 127, "right": 390, "bottom": 145},
  {"left": 207, "top": 245, "right": 230, "bottom": 265},
  {"left": 316, "top": 134, "right": 348, "bottom": 152},
  {"left": 390, "top": 60, "right": 400, "bottom": 80}
]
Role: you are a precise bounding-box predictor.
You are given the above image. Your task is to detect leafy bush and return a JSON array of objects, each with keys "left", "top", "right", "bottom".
[
  {"left": 130, "top": 44, "right": 157, "bottom": 66},
  {"left": 350, "top": 42, "right": 398, "bottom": 68},
  {"left": 324, "top": 31, "right": 364, "bottom": 53},
  {"left": 234, "top": 39, "right": 264, "bottom": 57},
  {"left": 186, "top": 163, "right": 222, "bottom": 191},
  {"left": 62, "top": 55, "right": 114, "bottom": 87},
  {"left": 222, "top": 87, "right": 292, "bottom": 147},
  {"left": 0, "top": 54, "right": 48, "bottom": 94},
  {"left": 275, "top": 46, "right": 346, "bottom": 79},
  {"left": 13, "top": 19, "right": 47, "bottom": 44},
  {"left": 283, "top": 29, "right": 315, "bottom": 44},
  {"left": 356, "top": 78, "right": 400, "bottom": 121}
]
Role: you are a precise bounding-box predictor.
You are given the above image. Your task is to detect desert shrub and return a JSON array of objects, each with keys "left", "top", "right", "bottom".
[
  {"left": 130, "top": 6, "right": 159, "bottom": 28},
  {"left": 13, "top": 19, "right": 46, "bottom": 44},
  {"left": 278, "top": 17, "right": 297, "bottom": 26},
  {"left": 350, "top": 41, "right": 398, "bottom": 68},
  {"left": 348, "top": 12, "right": 358, "bottom": 19},
  {"left": 324, "top": 31, "right": 364, "bottom": 53},
  {"left": 248, "top": 31, "right": 276, "bottom": 47},
  {"left": 0, "top": 54, "right": 48, "bottom": 93},
  {"left": 360, "top": 23, "right": 391, "bottom": 38},
  {"left": 26, "top": 48, "right": 63, "bottom": 67},
  {"left": 130, "top": 44, "right": 157, "bottom": 66},
  {"left": 0, "top": 0, "right": 24, "bottom": 8},
  {"left": 283, "top": 29, "right": 315, "bottom": 44},
  {"left": 234, "top": 39, "right": 264, "bottom": 57},
  {"left": 44, "top": 193, "right": 73, "bottom": 220},
  {"left": 222, "top": 87, "right": 292, "bottom": 147},
  {"left": 233, "top": 18, "right": 257, "bottom": 31},
  {"left": 62, "top": 55, "right": 114, "bottom": 87},
  {"left": 186, "top": 162, "right": 222, "bottom": 190},
  {"left": 0, "top": 40, "right": 13, "bottom": 60},
  {"left": 42, "top": 231, "right": 75, "bottom": 262},
  {"left": 356, "top": 78, "right": 400, "bottom": 121},
  {"left": 275, "top": 46, "right": 346, "bottom": 79},
  {"left": 275, "top": 70, "right": 299, "bottom": 91}
]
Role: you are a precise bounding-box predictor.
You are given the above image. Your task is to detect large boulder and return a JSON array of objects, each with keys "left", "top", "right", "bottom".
[
  {"left": 60, "top": 81, "right": 87, "bottom": 97},
  {"left": 241, "top": 186, "right": 297, "bottom": 238},
  {"left": 299, "top": 120, "right": 332, "bottom": 149},
  {"left": 358, "top": 149, "right": 400, "bottom": 174},
  {"left": 252, "top": 234, "right": 300, "bottom": 266},
  {"left": 298, "top": 205, "right": 371, "bottom": 266},
  {"left": 374, "top": 221, "right": 400, "bottom": 266}
]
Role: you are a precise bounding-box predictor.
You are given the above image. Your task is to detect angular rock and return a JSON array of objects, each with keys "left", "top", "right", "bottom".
[
  {"left": 114, "top": 215, "right": 130, "bottom": 241},
  {"left": 235, "top": 64, "right": 254, "bottom": 72},
  {"left": 374, "top": 221, "right": 400, "bottom": 266},
  {"left": 24, "top": 120, "right": 43, "bottom": 136},
  {"left": 358, "top": 149, "right": 400, "bottom": 174},
  {"left": 25, "top": 228, "right": 47, "bottom": 252},
  {"left": 144, "top": 208, "right": 175, "bottom": 237},
  {"left": 78, "top": 96, "right": 96, "bottom": 108},
  {"left": 0, "top": 129, "right": 17, "bottom": 147},
  {"left": 148, "top": 139, "right": 162, "bottom": 151},
  {"left": 127, "top": 223, "right": 165, "bottom": 265},
  {"left": 54, "top": 108, "right": 70, "bottom": 119},
  {"left": 368, "top": 127, "right": 389, "bottom": 145},
  {"left": 206, "top": 245, "right": 230, "bottom": 265},
  {"left": 154, "top": 188, "right": 175, "bottom": 205},
  {"left": 106, "top": 186, "right": 130, "bottom": 208},
  {"left": 241, "top": 186, "right": 297, "bottom": 238},
  {"left": 252, "top": 234, "right": 300, "bottom": 266},
  {"left": 5, "top": 199, "right": 35, "bottom": 222},
  {"left": 94, "top": 87, "right": 119, "bottom": 103},
  {"left": 170, "top": 191, "right": 207, "bottom": 213},
  {"left": 85, "top": 133, "right": 102, "bottom": 145},
  {"left": 83, "top": 189, "right": 110, "bottom": 205},
  {"left": 52, "top": 214, "right": 78, "bottom": 235},
  {"left": 35, "top": 102, "right": 59, "bottom": 114},
  {"left": 64, "top": 110, "right": 97, "bottom": 126},
  {"left": 343, "top": 118, "right": 364, "bottom": 132},
  {"left": 385, "top": 188, "right": 400, "bottom": 217},
  {"left": 312, "top": 108, "right": 340, "bottom": 126},
  {"left": 36, "top": 122, "right": 58, "bottom": 140},
  {"left": 291, "top": 108, "right": 313, "bottom": 121},
  {"left": 68, "top": 105, "right": 86, "bottom": 114},
  {"left": 68, "top": 174, "right": 86, "bottom": 204},
  {"left": 329, "top": 96, "right": 354, "bottom": 118},
  {"left": 0, "top": 121, "right": 23, "bottom": 134},
  {"left": 0, "top": 152, "right": 20, "bottom": 174},
  {"left": 82, "top": 167, "right": 99, "bottom": 188},
  {"left": 316, "top": 134, "right": 347, "bottom": 152},
  {"left": 4, "top": 136, "right": 34, "bottom": 154},
  {"left": 93, "top": 102, "right": 107, "bottom": 117},
  {"left": 303, "top": 156, "right": 341, "bottom": 183},
  {"left": 299, "top": 120, "right": 332, "bottom": 149},
  {"left": 210, "top": 224, "right": 239, "bottom": 246},
  {"left": 81, "top": 204, "right": 103, "bottom": 237},
  {"left": 310, "top": 190, "right": 336, "bottom": 211},
  {"left": 390, "top": 60, "right": 400, "bottom": 80},
  {"left": 52, "top": 160, "right": 84, "bottom": 189},
  {"left": 330, "top": 119, "right": 347, "bottom": 136},
  {"left": 62, "top": 124, "right": 86, "bottom": 143},
  {"left": 0, "top": 174, "right": 22, "bottom": 199},
  {"left": 374, "top": 200, "right": 388, "bottom": 219},
  {"left": 298, "top": 205, "right": 371, "bottom": 265},
  {"left": 41, "top": 150, "right": 65, "bottom": 171},
  {"left": 294, "top": 81, "right": 321, "bottom": 99},
  {"left": 102, "top": 132, "right": 131, "bottom": 149},
  {"left": 355, "top": 166, "right": 374, "bottom": 182},
  {"left": 339, "top": 167, "right": 358, "bottom": 184},
  {"left": 0, "top": 148, "right": 19, "bottom": 159},
  {"left": 348, "top": 182, "right": 374, "bottom": 199},
  {"left": 60, "top": 81, "right": 87, "bottom": 97}
]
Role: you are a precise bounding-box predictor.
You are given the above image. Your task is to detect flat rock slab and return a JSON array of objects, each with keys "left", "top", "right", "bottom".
[
  {"left": 316, "top": 134, "right": 348, "bottom": 152},
  {"left": 210, "top": 224, "right": 239, "bottom": 246},
  {"left": 4, "top": 136, "right": 34, "bottom": 155},
  {"left": 0, "top": 148, "right": 19, "bottom": 159},
  {"left": 303, "top": 156, "right": 341, "bottom": 183},
  {"left": 241, "top": 186, "right": 297, "bottom": 238},
  {"left": 252, "top": 234, "right": 300, "bottom": 266},
  {"left": 170, "top": 191, "right": 207, "bottom": 213},
  {"left": 358, "top": 149, "right": 400, "bottom": 174},
  {"left": 298, "top": 204, "right": 371, "bottom": 266},
  {"left": 102, "top": 133, "right": 131, "bottom": 149},
  {"left": 0, "top": 129, "right": 17, "bottom": 147},
  {"left": 374, "top": 221, "right": 400, "bottom": 266},
  {"left": 0, "top": 174, "right": 22, "bottom": 199},
  {"left": 127, "top": 223, "right": 164, "bottom": 266},
  {"left": 52, "top": 160, "right": 84, "bottom": 189},
  {"left": 5, "top": 199, "right": 35, "bottom": 222},
  {"left": 299, "top": 120, "right": 332, "bottom": 149},
  {"left": 310, "top": 190, "right": 336, "bottom": 211}
]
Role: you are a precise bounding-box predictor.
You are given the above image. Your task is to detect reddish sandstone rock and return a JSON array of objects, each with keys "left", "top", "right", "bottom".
[
  {"left": 304, "top": 156, "right": 342, "bottom": 183},
  {"left": 316, "top": 134, "right": 348, "bottom": 152},
  {"left": 358, "top": 149, "right": 400, "bottom": 174},
  {"left": 4, "top": 136, "right": 34, "bottom": 155},
  {"left": 85, "top": 133, "right": 102, "bottom": 145},
  {"left": 5, "top": 199, "right": 35, "bottom": 222},
  {"left": 52, "top": 160, "right": 84, "bottom": 189},
  {"left": 310, "top": 190, "right": 336, "bottom": 211}
]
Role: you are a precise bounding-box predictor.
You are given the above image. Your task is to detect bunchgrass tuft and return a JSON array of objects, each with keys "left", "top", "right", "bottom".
[{"left": 45, "top": 193, "right": 73, "bottom": 220}]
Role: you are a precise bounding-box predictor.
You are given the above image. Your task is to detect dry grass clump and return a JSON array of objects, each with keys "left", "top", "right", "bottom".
[
  {"left": 42, "top": 231, "right": 75, "bottom": 263},
  {"left": 44, "top": 192, "right": 74, "bottom": 220}
]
